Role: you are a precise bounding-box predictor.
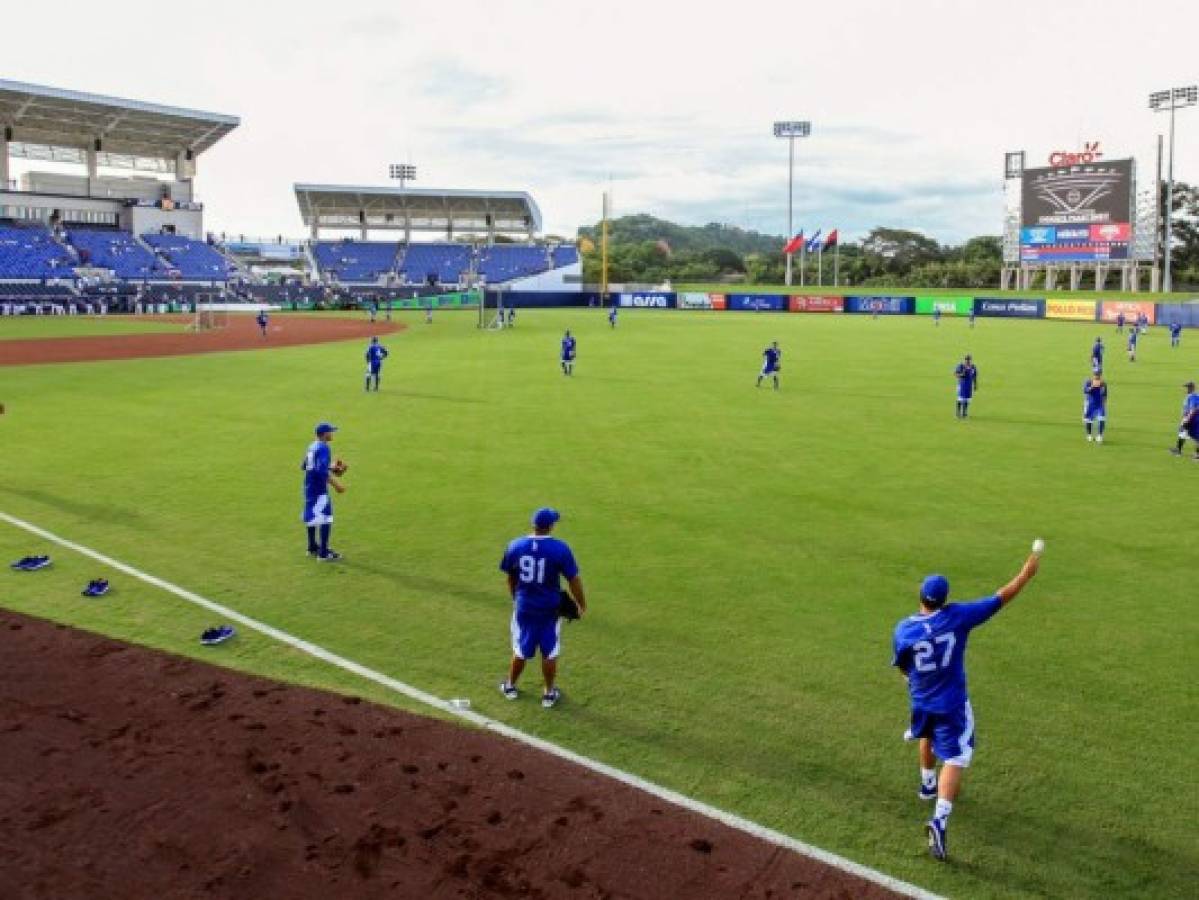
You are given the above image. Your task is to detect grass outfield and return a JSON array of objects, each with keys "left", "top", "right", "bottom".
[
  {"left": 1, "top": 309, "right": 1196, "bottom": 898},
  {"left": 0, "top": 315, "right": 184, "bottom": 340}
]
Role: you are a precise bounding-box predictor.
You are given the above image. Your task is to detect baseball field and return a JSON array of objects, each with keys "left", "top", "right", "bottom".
[{"left": 1, "top": 308, "right": 1195, "bottom": 898}]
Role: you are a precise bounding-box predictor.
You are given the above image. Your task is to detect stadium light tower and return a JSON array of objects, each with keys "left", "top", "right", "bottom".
[
  {"left": 773, "top": 120, "right": 811, "bottom": 286},
  {"left": 1150, "top": 85, "right": 1197, "bottom": 294},
  {"left": 388, "top": 163, "right": 417, "bottom": 189}
]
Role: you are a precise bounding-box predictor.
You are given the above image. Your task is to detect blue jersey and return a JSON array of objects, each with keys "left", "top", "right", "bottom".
[
  {"left": 763, "top": 347, "right": 780, "bottom": 371},
  {"left": 561, "top": 337, "right": 576, "bottom": 360},
  {"left": 256, "top": 312, "right": 268, "bottom": 326},
  {"left": 365, "top": 343, "right": 389, "bottom": 369},
  {"left": 1171, "top": 324, "right": 1182, "bottom": 337},
  {"left": 892, "top": 597, "right": 1002, "bottom": 713},
  {"left": 955, "top": 363, "right": 977, "bottom": 398},
  {"left": 1128, "top": 330, "right": 1139, "bottom": 347},
  {"left": 500, "top": 535, "right": 579, "bottom": 616},
  {"left": 1083, "top": 378, "right": 1107, "bottom": 410},
  {"left": 1091, "top": 341, "right": 1103, "bottom": 362},
  {"left": 609, "top": 308, "right": 617, "bottom": 321},
  {"left": 1183, "top": 393, "right": 1199, "bottom": 422},
  {"left": 301, "top": 440, "right": 330, "bottom": 500}
]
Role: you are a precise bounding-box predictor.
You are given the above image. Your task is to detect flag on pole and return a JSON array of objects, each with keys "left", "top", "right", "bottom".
[
  {"left": 805, "top": 230, "right": 823, "bottom": 254},
  {"left": 823, "top": 229, "right": 839, "bottom": 250},
  {"left": 782, "top": 232, "right": 804, "bottom": 255}
]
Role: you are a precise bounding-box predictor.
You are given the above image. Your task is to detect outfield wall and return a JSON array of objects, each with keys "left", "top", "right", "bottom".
[{"left": 488, "top": 290, "right": 1197, "bottom": 326}]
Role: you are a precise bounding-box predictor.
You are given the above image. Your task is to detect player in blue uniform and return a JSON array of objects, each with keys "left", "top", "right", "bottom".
[
  {"left": 507, "top": 306, "right": 516, "bottom": 327},
  {"left": 968, "top": 309, "right": 975, "bottom": 329},
  {"left": 425, "top": 300, "right": 433, "bottom": 324},
  {"left": 560, "top": 330, "right": 576, "bottom": 375},
  {"left": 301, "top": 422, "right": 346, "bottom": 561},
  {"left": 933, "top": 307, "right": 941, "bottom": 327},
  {"left": 364, "top": 336, "right": 389, "bottom": 391},
  {"left": 498, "top": 508, "right": 587, "bottom": 708},
  {"left": 609, "top": 305, "right": 618, "bottom": 328},
  {"left": 1090, "top": 337, "right": 1104, "bottom": 373},
  {"left": 1169, "top": 322, "right": 1182, "bottom": 348},
  {"left": 367, "top": 299, "right": 378, "bottom": 324},
  {"left": 1082, "top": 372, "right": 1108, "bottom": 443},
  {"left": 756, "top": 341, "right": 781, "bottom": 389},
  {"left": 1127, "top": 326, "right": 1138, "bottom": 362},
  {"left": 1116, "top": 311, "right": 1125, "bottom": 334},
  {"left": 954, "top": 355, "right": 977, "bottom": 419},
  {"left": 1170, "top": 381, "right": 1199, "bottom": 459},
  {"left": 256, "top": 309, "right": 269, "bottom": 338},
  {"left": 892, "top": 549, "right": 1041, "bottom": 861}
]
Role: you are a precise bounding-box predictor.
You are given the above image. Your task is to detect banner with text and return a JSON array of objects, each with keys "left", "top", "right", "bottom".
[
  {"left": 618, "top": 291, "right": 676, "bottom": 308},
  {"left": 916, "top": 297, "right": 973, "bottom": 315},
  {"left": 973, "top": 298, "right": 1045, "bottom": 318},
  {"left": 726, "top": 293, "right": 789, "bottom": 311},
  {"left": 679, "top": 292, "right": 714, "bottom": 309},
  {"left": 789, "top": 295, "right": 844, "bottom": 313},
  {"left": 1045, "top": 299, "right": 1099, "bottom": 321},
  {"left": 1098, "top": 300, "right": 1156, "bottom": 325},
  {"left": 844, "top": 296, "right": 915, "bottom": 315}
]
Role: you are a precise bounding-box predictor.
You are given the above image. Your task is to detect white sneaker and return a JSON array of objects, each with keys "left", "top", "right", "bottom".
[
  {"left": 1086, "top": 435, "right": 1093, "bottom": 442},
  {"left": 1096, "top": 435, "right": 1104, "bottom": 443}
]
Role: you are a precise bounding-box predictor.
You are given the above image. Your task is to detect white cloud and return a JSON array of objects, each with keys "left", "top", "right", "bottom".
[{"left": 3, "top": 0, "right": 1195, "bottom": 243}]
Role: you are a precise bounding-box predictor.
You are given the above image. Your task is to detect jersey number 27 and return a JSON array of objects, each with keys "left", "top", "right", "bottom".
[{"left": 912, "top": 634, "right": 956, "bottom": 673}]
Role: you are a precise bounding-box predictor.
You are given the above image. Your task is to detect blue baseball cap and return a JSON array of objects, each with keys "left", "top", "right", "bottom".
[
  {"left": 315, "top": 422, "right": 338, "bottom": 435},
  {"left": 532, "top": 507, "right": 560, "bottom": 529},
  {"left": 920, "top": 574, "right": 950, "bottom": 606}
]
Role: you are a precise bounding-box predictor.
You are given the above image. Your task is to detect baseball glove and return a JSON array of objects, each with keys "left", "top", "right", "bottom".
[
  {"left": 331, "top": 458, "right": 348, "bottom": 476},
  {"left": 558, "top": 590, "right": 581, "bottom": 621}
]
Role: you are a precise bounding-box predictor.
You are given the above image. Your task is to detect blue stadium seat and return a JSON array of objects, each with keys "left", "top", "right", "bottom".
[
  {"left": 142, "top": 234, "right": 232, "bottom": 280},
  {"left": 551, "top": 245, "right": 580, "bottom": 268},
  {"left": 477, "top": 244, "right": 550, "bottom": 283},
  {"left": 398, "top": 243, "right": 472, "bottom": 285},
  {"left": 0, "top": 222, "right": 77, "bottom": 279},
  {"left": 65, "top": 227, "right": 164, "bottom": 280},
  {"left": 313, "top": 239, "right": 401, "bottom": 283}
]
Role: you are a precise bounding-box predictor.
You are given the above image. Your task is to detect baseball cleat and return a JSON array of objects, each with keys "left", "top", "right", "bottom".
[
  {"left": 1096, "top": 435, "right": 1104, "bottom": 444},
  {"left": 499, "top": 681, "right": 519, "bottom": 700},
  {"left": 81, "top": 579, "right": 110, "bottom": 597},
  {"left": 1086, "top": 435, "right": 1093, "bottom": 442},
  {"left": 926, "top": 818, "right": 948, "bottom": 861},
  {"left": 200, "top": 625, "right": 236, "bottom": 646},
  {"left": 541, "top": 687, "right": 562, "bottom": 709},
  {"left": 319, "top": 550, "right": 342, "bottom": 562},
  {"left": 919, "top": 782, "right": 938, "bottom": 801},
  {"left": 1169, "top": 448, "right": 1182, "bottom": 456}
]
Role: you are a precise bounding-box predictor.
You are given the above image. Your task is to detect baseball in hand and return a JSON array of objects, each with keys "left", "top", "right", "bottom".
[{"left": 1031, "top": 538, "right": 1045, "bottom": 555}]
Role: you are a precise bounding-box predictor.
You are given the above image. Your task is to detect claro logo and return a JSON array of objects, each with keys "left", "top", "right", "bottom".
[{"left": 1048, "top": 141, "right": 1103, "bottom": 166}]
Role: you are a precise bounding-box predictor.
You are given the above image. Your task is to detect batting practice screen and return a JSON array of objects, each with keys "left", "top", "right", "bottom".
[{"left": 1019, "top": 159, "right": 1134, "bottom": 263}]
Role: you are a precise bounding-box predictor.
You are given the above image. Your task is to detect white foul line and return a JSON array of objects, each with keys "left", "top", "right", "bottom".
[{"left": 0, "top": 509, "right": 943, "bottom": 900}]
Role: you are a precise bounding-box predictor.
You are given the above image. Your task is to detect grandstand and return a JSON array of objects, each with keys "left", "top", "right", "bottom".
[
  {"left": 294, "top": 184, "right": 579, "bottom": 287},
  {"left": 0, "top": 79, "right": 238, "bottom": 286}
]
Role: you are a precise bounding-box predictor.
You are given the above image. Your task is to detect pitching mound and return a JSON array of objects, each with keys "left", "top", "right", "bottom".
[
  {"left": 0, "top": 610, "right": 900, "bottom": 899},
  {"left": 0, "top": 314, "right": 403, "bottom": 367}
]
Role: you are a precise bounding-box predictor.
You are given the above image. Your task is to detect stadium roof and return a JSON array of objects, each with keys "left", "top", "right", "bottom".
[
  {"left": 294, "top": 184, "right": 543, "bottom": 236},
  {"left": 0, "top": 79, "right": 239, "bottom": 172}
]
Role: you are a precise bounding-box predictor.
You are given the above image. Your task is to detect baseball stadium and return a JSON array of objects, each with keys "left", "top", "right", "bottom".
[{"left": 2, "top": 12, "right": 1197, "bottom": 900}]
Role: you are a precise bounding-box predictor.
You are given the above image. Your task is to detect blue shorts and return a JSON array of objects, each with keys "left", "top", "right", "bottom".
[
  {"left": 510, "top": 609, "right": 561, "bottom": 660},
  {"left": 303, "top": 493, "right": 333, "bottom": 526},
  {"left": 909, "top": 702, "right": 975, "bottom": 767},
  {"left": 1187, "top": 422, "right": 1199, "bottom": 441},
  {"left": 367, "top": 363, "right": 382, "bottom": 375},
  {"left": 1084, "top": 403, "right": 1106, "bottom": 421},
  {"left": 957, "top": 388, "right": 973, "bottom": 402}
]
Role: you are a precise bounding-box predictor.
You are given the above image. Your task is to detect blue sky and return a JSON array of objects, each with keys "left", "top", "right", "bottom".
[{"left": 4, "top": 0, "right": 1195, "bottom": 244}]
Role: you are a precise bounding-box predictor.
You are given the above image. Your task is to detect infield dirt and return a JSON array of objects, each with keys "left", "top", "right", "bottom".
[{"left": 0, "top": 608, "right": 902, "bottom": 899}]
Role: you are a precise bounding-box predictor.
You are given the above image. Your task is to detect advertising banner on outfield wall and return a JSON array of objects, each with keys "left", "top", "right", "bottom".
[
  {"left": 618, "top": 292, "right": 676, "bottom": 308},
  {"left": 710, "top": 293, "right": 727, "bottom": 310},
  {"left": 726, "top": 294, "right": 789, "bottom": 311},
  {"left": 915, "top": 297, "right": 973, "bottom": 315},
  {"left": 1045, "top": 299, "right": 1099, "bottom": 321},
  {"left": 1157, "top": 303, "right": 1199, "bottom": 327},
  {"left": 1099, "top": 300, "right": 1156, "bottom": 324},
  {"left": 844, "top": 296, "right": 915, "bottom": 315},
  {"left": 678, "top": 292, "right": 714, "bottom": 309},
  {"left": 788, "top": 295, "right": 844, "bottom": 312},
  {"left": 973, "top": 298, "right": 1045, "bottom": 318}
]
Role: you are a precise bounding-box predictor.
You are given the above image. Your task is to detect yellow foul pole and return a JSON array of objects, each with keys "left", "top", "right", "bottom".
[{"left": 601, "top": 191, "right": 609, "bottom": 304}]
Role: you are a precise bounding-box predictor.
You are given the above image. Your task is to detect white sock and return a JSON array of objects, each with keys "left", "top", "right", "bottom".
[
  {"left": 934, "top": 799, "right": 953, "bottom": 821},
  {"left": 921, "top": 768, "right": 937, "bottom": 787}
]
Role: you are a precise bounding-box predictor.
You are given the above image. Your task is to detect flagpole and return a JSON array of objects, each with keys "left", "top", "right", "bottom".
[
  {"left": 800, "top": 243, "right": 805, "bottom": 287},
  {"left": 834, "top": 241, "right": 839, "bottom": 286},
  {"left": 818, "top": 246, "right": 823, "bottom": 286}
]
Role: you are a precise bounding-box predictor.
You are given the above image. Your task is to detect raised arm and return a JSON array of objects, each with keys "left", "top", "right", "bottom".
[{"left": 997, "top": 553, "right": 1040, "bottom": 606}]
